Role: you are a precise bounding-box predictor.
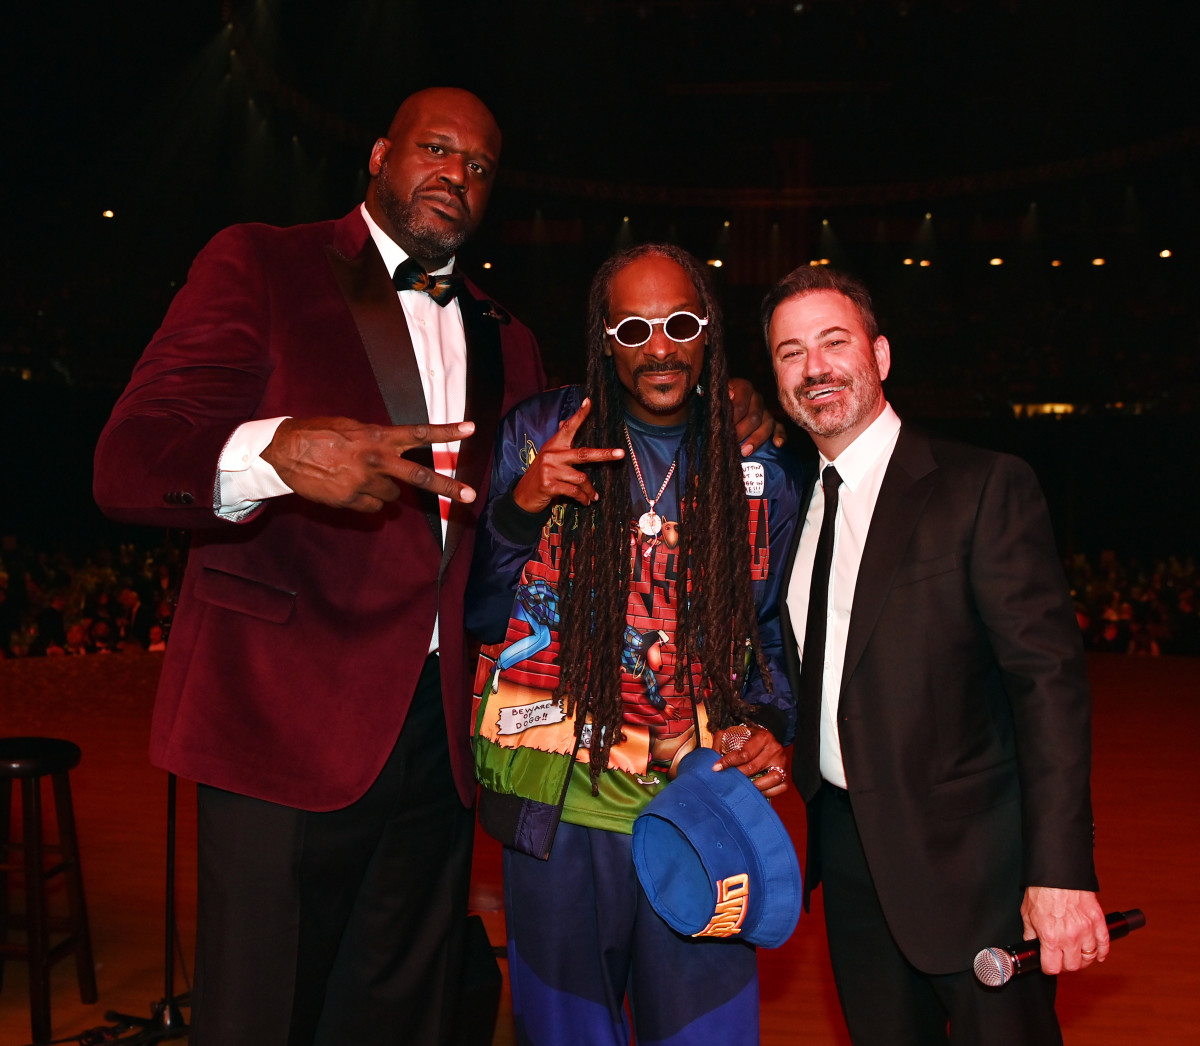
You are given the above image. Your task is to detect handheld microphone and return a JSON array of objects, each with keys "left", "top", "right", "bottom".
[{"left": 973, "top": 908, "right": 1145, "bottom": 987}]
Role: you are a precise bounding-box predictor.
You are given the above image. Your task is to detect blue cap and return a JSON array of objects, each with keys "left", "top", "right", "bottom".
[{"left": 632, "top": 746, "right": 802, "bottom": 949}]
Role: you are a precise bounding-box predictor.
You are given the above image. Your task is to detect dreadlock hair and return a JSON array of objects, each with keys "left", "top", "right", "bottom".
[{"left": 552, "top": 243, "right": 773, "bottom": 791}]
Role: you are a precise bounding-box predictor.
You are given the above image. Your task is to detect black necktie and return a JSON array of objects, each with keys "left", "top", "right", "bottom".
[
  {"left": 795, "top": 464, "right": 842, "bottom": 800},
  {"left": 393, "top": 257, "right": 462, "bottom": 307}
]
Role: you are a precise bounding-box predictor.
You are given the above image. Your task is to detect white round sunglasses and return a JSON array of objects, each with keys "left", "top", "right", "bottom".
[{"left": 604, "top": 311, "right": 708, "bottom": 348}]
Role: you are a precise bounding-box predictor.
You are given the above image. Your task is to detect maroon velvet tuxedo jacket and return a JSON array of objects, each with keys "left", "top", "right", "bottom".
[
  {"left": 94, "top": 208, "right": 544, "bottom": 811},
  {"left": 781, "top": 425, "right": 1098, "bottom": 973}
]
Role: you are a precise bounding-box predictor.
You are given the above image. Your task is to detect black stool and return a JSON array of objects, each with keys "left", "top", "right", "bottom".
[{"left": 0, "top": 737, "right": 98, "bottom": 1045}]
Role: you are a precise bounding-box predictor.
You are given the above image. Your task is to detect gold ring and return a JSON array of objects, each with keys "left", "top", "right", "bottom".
[{"left": 1081, "top": 947, "right": 1097, "bottom": 957}]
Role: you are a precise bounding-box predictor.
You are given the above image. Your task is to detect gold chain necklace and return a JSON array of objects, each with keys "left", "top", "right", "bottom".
[{"left": 623, "top": 423, "right": 679, "bottom": 537}]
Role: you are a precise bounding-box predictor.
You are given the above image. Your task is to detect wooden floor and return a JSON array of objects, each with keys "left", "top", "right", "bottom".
[{"left": 2, "top": 653, "right": 1197, "bottom": 1044}]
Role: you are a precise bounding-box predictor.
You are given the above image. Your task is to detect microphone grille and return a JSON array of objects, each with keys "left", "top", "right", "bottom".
[{"left": 973, "top": 947, "right": 1014, "bottom": 987}]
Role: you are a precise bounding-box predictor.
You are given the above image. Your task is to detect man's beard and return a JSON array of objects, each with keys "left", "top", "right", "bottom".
[
  {"left": 630, "top": 360, "right": 693, "bottom": 418},
  {"left": 784, "top": 368, "right": 882, "bottom": 439},
  {"left": 375, "top": 171, "right": 471, "bottom": 260}
]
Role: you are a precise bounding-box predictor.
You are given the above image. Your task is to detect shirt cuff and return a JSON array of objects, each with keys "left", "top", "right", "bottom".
[{"left": 215, "top": 417, "right": 293, "bottom": 521}]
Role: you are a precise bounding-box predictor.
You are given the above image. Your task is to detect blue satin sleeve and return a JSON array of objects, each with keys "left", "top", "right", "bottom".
[
  {"left": 741, "top": 444, "right": 809, "bottom": 745},
  {"left": 465, "top": 385, "right": 583, "bottom": 642}
]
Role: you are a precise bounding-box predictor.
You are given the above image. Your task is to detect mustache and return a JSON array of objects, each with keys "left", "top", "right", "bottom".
[
  {"left": 634, "top": 361, "right": 690, "bottom": 377},
  {"left": 801, "top": 371, "right": 849, "bottom": 389},
  {"left": 417, "top": 186, "right": 470, "bottom": 219}
]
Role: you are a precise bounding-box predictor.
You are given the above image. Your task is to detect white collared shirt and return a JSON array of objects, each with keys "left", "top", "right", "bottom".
[
  {"left": 215, "top": 204, "right": 468, "bottom": 652},
  {"left": 787, "top": 403, "right": 902, "bottom": 787},
  {"left": 358, "top": 204, "right": 467, "bottom": 526}
]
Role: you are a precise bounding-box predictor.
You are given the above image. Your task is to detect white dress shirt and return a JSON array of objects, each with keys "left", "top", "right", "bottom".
[
  {"left": 787, "top": 403, "right": 902, "bottom": 788},
  {"left": 215, "top": 203, "right": 468, "bottom": 652}
]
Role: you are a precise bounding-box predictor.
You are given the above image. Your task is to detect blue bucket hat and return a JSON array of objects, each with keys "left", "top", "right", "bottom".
[{"left": 631, "top": 746, "right": 802, "bottom": 949}]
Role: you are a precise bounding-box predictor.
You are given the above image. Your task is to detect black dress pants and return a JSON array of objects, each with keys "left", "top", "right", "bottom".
[
  {"left": 189, "top": 655, "right": 474, "bottom": 1046},
  {"left": 815, "top": 783, "right": 1062, "bottom": 1046}
]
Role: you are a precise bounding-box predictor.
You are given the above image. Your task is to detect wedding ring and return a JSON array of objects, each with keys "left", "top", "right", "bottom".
[
  {"left": 1081, "top": 947, "right": 1097, "bottom": 957},
  {"left": 767, "top": 764, "right": 786, "bottom": 777}
]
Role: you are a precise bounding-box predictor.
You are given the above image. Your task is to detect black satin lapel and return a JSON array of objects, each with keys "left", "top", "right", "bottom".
[
  {"left": 325, "top": 241, "right": 441, "bottom": 545},
  {"left": 441, "top": 290, "right": 506, "bottom": 575},
  {"left": 840, "top": 432, "right": 936, "bottom": 689}
]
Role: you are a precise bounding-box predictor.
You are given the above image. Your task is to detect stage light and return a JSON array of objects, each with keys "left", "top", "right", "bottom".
[
  {"left": 924, "top": 212, "right": 932, "bottom": 220},
  {"left": 102, "top": 210, "right": 114, "bottom": 219},
  {"left": 482, "top": 262, "right": 492, "bottom": 270},
  {"left": 903, "top": 258, "right": 914, "bottom": 266},
  {"left": 809, "top": 260, "right": 821, "bottom": 267},
  {"left": 1051, "top": 260, "right": 1062, "bottom": 267},
  {"left": 919, "top": 260, "right": 931, "bottom": 267},
  {"left": 1092, "top": 258, "right": 1106, "bottom": 266},
  {"left": 723, "top": 220, "right": 731, "bottom": 228},
  {"left": 990, "top": 258, "right": 1003, "bottom": 266},
  {"left": 1160, "top": 249, "right": 1172, "bottom": 258},
  {"left": 822, "top": 219, "right": 829, "bottom": 226},
  {"left": 707, "top": 259, "right": 723, "bottom": 268},
  {"left": 623, "top": 216, "right": 630, "bottom": 223}
]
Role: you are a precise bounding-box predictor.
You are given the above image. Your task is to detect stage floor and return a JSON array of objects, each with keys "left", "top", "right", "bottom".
[{"left": 2, "top": 653, "right": 1197, "bottom": 1044}]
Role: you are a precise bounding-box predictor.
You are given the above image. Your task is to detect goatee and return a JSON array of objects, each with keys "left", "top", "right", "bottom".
[{"left": 375, "top": 167, "right": 470, "bottom": 261}]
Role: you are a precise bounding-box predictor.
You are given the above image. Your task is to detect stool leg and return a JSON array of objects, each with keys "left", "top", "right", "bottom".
[
  {"left": 23, "top": 777, "right": 51, "bottom": 1046},
  {"left": 0, "top": 778, "right": 10, "bottom": 994},
  {"left": 51, "top": 769, "right": 97, "bottom": 1003}
]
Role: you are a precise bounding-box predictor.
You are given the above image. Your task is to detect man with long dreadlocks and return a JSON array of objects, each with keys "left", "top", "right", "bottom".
[{"left": 466, "top": 244, "right": 805, "bottom": 1045}]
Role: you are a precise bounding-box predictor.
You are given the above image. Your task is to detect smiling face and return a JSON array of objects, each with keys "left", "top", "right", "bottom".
[
  {"left": 769, "top": 289, "right": 890, "bottom": 459},
  {"left": 604, "top": 254, "right": 707, "bottom": 426},
  {"left": 366, "top": 88, "right": 501, "bottom": 268}
]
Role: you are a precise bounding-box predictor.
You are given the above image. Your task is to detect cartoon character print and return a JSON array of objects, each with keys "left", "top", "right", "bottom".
[
  {"left": 479, "top": 509, "right": 697, "bottom": 774},
  {"left": 476, "top": 444, "right": 775, "bottom": 781}
]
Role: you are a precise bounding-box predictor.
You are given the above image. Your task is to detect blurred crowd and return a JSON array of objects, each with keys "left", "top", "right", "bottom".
[
  {"left": 2, "top": 536, "right": 1196, "bottom": 661},
  {"left": 1065, "top": 550, "right": 1200, "bottom": 657},
  {"left": 0, "top": 537, "right": 185, "bottom": 658}
]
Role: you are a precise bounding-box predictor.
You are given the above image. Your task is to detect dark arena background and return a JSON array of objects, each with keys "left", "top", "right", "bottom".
[{"left": 2, "top": 1, "right": 1198, "bottom": 1043}]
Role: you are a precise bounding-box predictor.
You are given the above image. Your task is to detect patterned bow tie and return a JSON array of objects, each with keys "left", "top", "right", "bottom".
[{"left": 393, "top": 257, "right": 463, "bottom": 307}]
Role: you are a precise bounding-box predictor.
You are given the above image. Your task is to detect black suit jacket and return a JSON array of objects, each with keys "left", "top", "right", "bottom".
[{"left": 781, "top": 424, "right": 1097, "bottom": 973}]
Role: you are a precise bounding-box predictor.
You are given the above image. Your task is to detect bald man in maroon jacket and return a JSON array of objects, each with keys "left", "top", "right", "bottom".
[{"left": 95, "top": 89, "right": 542, "bottom": 1046}]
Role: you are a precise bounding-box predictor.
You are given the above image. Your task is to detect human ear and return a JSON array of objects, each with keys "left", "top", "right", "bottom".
[
  {"left": 368, "top": 138, "right": 390, "bottom": 176},
  {"left": 873, "top": 335, "right": 891, "bottom": 381}
]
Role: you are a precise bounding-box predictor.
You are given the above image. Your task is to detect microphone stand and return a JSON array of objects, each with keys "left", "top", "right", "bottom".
[{"left": 82, "top": 773, "right": 190, "bottom": 1043}]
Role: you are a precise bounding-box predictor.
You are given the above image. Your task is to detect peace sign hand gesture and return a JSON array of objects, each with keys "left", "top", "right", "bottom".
[{"left": 512, "top": 398, "right": 625, "bottom": 514}]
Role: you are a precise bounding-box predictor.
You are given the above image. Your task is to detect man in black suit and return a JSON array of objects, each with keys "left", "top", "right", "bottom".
[{"left": 763, "top": 266, "right": 1107, "bottom": 1044}]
